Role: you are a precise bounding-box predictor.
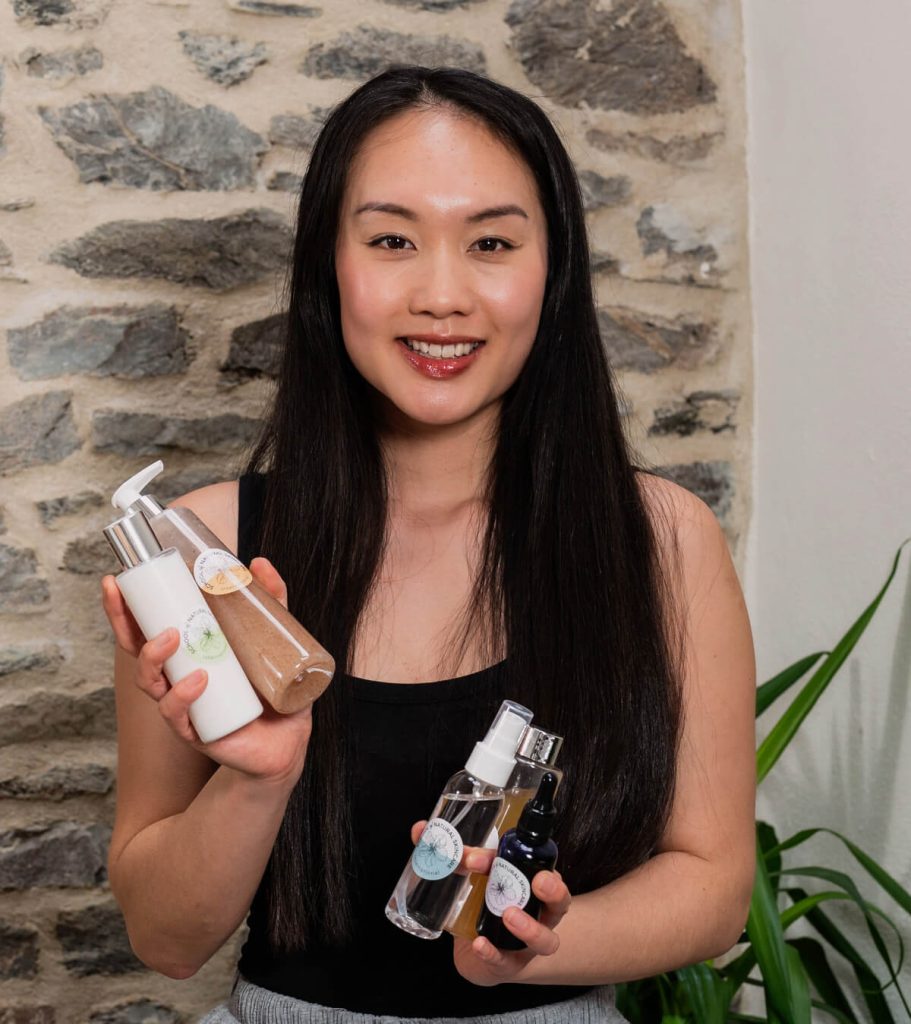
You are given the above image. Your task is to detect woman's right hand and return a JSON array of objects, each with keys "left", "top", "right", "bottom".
[{"left": 101, "top": 556, "right": 313, "bottom": 787}]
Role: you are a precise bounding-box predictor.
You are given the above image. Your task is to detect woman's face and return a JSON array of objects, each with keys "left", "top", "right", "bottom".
[{"left": 334, "top": 107, "right": 548, "bottom": 431}]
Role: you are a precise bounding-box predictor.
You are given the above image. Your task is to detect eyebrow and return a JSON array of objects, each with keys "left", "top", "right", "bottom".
[{"left": 353, "top": 202, "right": 529, "bottom": 223}]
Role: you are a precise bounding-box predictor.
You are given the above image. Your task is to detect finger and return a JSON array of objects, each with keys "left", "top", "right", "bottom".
[
  {"left": 533, "top": 870, "right": 572, "bottom": 926},
  {"left": 459, "top": 845, "right": 495, "bottom": 876},
  {"left": 135, "top": 629, "right": 180, "bottom": 701},
  {"left": 101, "top": 576, "right": 145, "bottom": 655},
  {"left": 250, "top": 557, "right": 288, "bottom": 608},
  {"left": 157, "top": 669, "right": 207, "bottom": 743},
  {"left": 502, "top": 907, "right": 560, "bottom": 957},
  {"left": 410, "top": 820, "right": 428, "bottom": 846},
  {"left": 471, "top": 935, "right": 508, "bottom": 969}
]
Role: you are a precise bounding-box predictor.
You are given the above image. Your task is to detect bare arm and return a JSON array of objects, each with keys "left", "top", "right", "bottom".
[
  {"left": 104, "top": 482, "right": 312, "bottom": 978},
  {"left": 456, "top": 479, "right": 757, "bottom": 985}
]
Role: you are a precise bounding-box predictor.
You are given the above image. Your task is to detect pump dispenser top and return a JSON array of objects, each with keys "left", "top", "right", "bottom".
[
  {"left": 465, "top": 700, "right": 534, "bottom": 787},
  {"left": 111, "top": 460, "right": 166, "bottom": 518}
]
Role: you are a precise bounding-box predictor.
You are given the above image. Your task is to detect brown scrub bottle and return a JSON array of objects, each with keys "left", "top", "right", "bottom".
[{"left": 111, "top": 461, "right": 334, "bottom": 713}]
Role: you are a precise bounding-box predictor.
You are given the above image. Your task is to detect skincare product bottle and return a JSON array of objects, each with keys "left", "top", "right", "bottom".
[
  {"left": 104, "top": 509, "right": 263, "bottom": 743},
  {"left": 476, "top": 771, "right": 560, "bottom": 950},
  {"left": 111, "top": 461, "right": 335, "bottom": 714},
  {"left": 446, "top": 726, "right": 563, "bottom": 939},
  {"left": 385, "top": 700, "right": 534, "bottom": 940}
]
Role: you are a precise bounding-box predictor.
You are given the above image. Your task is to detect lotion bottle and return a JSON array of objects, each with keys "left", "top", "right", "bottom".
[
  {"left": 111, "top": 461, "right": 334, "bottom": 714},
  {"left": 104, "top": 509, "right": 263, "bottom": 743},
  {"left": 385, "top": 700, "right": 534, "bottom": 940},
  {"left": 476, "top": 771, "right": 560, "bottom": 950},
  {"left": 446, "top": 726, "right": 563, "bottom": 939}
]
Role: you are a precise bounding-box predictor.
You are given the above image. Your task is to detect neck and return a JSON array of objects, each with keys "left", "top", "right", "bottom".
[{"left": 379, "top": 404, "right": 499, "bottom": 526}]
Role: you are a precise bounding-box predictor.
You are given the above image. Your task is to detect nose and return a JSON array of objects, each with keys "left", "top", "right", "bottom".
[{"left": 407, "top": 245, "right": 476, "bottom": 319}]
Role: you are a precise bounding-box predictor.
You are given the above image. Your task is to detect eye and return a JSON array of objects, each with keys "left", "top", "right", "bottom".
[
  {"left": 369, "top": 235, "right": 414, "bottom": 250},
  {"left": 471, "top": 237, "right": 515, "bottom": 253}
]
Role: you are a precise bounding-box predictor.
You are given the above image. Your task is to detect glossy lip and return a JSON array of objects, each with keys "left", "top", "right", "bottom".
[{"left": 397, "top": 337, "right": 484, "bottom": 379}]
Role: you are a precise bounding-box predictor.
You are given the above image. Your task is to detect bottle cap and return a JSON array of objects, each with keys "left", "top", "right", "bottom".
[
  {"left": 104, "top": 510, "right": 163, "bottom": 570},
  {"left": 465, "top": 700, "right": 534, "bottom": 787},
  {"left": 517, "top": 726, "right": 563, "bottom": 768},
  {"left": 516, "top": 771, "right": 558, "bottom": 843},
  {"left": 111, "top": 461, "right": 166, "bottom": 518}
]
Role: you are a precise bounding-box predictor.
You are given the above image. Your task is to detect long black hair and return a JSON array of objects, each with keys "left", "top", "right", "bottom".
[{"left": 246, "top": 66, "right": 684, "bottom": 950}]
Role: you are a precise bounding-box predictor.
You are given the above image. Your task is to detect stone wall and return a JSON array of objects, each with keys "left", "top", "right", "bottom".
[{"left": 0, "top": 0, "right": 751, "bottom": 1020}]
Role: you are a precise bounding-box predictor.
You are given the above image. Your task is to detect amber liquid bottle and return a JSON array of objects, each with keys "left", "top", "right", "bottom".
[
  {"left": 111, "top": 462, "right": 335, "bottom": 713},
  {"left": 446, "top": 726, "right": 562, "bottom": 939}
]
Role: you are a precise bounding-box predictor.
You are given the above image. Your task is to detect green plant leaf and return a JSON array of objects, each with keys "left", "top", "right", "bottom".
[
  {"left": 758, "top": 820, "right": 783, "bottom": 889},
  {"left": 756, "top": 651, "right": 827, "bottom": 717},
  {"left": 788, "top": 937, "right": 857, "bottom": 1021},
  {"left": 756, "top": 539, "right": 909, "bottom": 783},
  {"left": 786, "top": 887, "right": 895, "bottom": 1022},
  {"left": 780, "top": 890, "right": 851, "bottom": 930},
  {"left": 676, "top": 963, "right": 733, "bottom": 1024},
  {"left": 747, "top": 837, "right": 796, "bottom": 1023},
  {"left": 784, "top": 943, "right": 812, "bottom": 1023},
  {"left": 809, "top": 1002, "right": 859, "bottom": 1024}
]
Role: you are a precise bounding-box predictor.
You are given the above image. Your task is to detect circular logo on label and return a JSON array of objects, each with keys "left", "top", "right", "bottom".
[
  {"left": 484, "top": 857, "right": 531, "bottom": 917},
  {"left": 411, "top": 818, "right": 464, "bottom": 881},
  {"left": 194, "top": 548, "right": 253, "bottom": 596},
  {"left": 182, "top": 607, "right": 228, "bottom": 662}
]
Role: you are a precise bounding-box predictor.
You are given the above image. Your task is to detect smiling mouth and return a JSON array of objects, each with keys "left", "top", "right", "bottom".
[{"left": 398, "top": 338, "right": 484, "bottom": 359}]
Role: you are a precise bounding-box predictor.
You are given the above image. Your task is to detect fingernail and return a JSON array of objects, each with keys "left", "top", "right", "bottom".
[
  {"left": 537, "top": 874, "right": 556, "bottom": 897},
  {"left": 505, "top": 908, "right": 530, "bottom": 932},
  {"left": 465, "top": 852, "right": 487, "bottom": 872},
  {"left": 155, "top": 629, "right": 176, "bottom": 649}
]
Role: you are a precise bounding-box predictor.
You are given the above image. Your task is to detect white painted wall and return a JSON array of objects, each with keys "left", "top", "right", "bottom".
[{"left": 743, "top": 0, "right": 911, "bottom": 1016}]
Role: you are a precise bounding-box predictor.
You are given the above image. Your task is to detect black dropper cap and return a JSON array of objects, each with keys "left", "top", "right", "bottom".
[{"left": 515, "top": 771, "right": 558, "bottom": 844}]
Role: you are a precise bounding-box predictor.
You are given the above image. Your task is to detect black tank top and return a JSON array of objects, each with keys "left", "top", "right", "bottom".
[{"left": 235, "top": 473, "right": 588, "bottom": 1016}]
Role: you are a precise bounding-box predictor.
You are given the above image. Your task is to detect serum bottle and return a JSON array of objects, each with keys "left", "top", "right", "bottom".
[
  {"left": 385, "top": 700, "right": 534, "bottom": 940},
  {"left": 446, "top": 726, "right": 562, "bottom": 939},
  {"left": 476, "top": 771, "right": 559, "bottom": 950},
  {"left": 104, "top": 509, "right": 263, "bottom": 743}
]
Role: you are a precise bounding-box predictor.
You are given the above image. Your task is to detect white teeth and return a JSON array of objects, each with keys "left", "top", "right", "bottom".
[
  {"left": 429, "top": 343, "right": 442, "bottom": 357},
  {"left": 403, "top": 338, "right": 483, "bottom": 357},
  {"left": 420, "top": 341, "right": 430, "bottom": 354},
  {"left": 441, "top": 344, "right": 455, "bottom": 358}
]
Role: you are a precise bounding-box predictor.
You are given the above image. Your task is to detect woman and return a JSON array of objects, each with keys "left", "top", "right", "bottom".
[{"left": 101, "top": 67, "right": 756, "bottom": 1022}]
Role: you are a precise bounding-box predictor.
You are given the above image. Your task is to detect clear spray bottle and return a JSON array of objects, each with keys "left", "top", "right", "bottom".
[{"left": 385, "top": 700, "right": 534, "bottom": 940}]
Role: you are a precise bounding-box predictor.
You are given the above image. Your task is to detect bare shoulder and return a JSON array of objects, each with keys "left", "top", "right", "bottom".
[{"left": 170, "top": 480, "right": 240, "bottom": 555}]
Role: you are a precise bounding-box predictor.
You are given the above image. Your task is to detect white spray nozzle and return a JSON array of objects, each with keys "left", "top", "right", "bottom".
[
  {"left": 112, "top": 460, "right": 165, "bottom": 512},
  {"left": 465, "top": 699, "right": 534, "bottom": 787}
]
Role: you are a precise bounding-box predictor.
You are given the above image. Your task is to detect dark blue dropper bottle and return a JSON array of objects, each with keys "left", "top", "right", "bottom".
[{"left": 476, "top": 771, "right": 559, "bottom": 950}]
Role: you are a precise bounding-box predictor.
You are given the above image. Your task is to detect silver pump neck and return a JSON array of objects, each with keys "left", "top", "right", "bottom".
[
  {"left": 128, "top": 494, "right": 165, "bottom": 517},
  {"left": 517, "top": 726, "right": 563, "bottom": 767},
  {"left": 104, "top": 510, "right": 163, "bottom": 570}
]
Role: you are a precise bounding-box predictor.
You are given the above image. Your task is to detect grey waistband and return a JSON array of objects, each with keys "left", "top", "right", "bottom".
[{"left": 198, "top": 977, "right": 626, "bottom": 1024}]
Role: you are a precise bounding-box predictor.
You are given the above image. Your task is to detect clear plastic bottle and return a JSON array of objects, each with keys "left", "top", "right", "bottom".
[
  {"left": 385, "top": 700, "right": 534, "bottom": 940},
  {"left": 446, "top": 725, "right": 563, "bottom": 939},
  {"left": 110, "top": 461, "right": 335, "bottom": 714}
]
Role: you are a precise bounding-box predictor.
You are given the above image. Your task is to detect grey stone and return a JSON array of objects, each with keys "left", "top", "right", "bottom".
[
  {"left": 301, "top": 27, "right": 486, "bottom": 80},
  {"left": 506, "top": 0, "right": 716, "bottom": 114},
  {"left": 0, "top": 921, "right": 39, "bottom": 979},
  {"left": 0, "top": 822, "right": 110, "bottom": 891},
  {"left": 40, "top": 87, "right": 267, "bottom": 191},
  {"left": 267, "top": 171, "right": 302, "bottom": 193},
  {"left": 381, "top": 0, "right": 482, "bottom": 9},
  {"left": 0, "top": 544, "right": 49, "bottom": 612},
  {"left": 11, "top": 0, "right": 110, "bottom": 28},
  {"left": 654, "top": 461, "right": 733, "bottom": 523},
  {"left": 578, "top": 171, "right": 631, "bottom": 212},
  {"left": 88, "top": 1002, "right": 181, "bottom": 1024},
  {"left": 0, "top": 689, "right": 115, "bottom": 747},
  {"left": 56, "top": 902, "right": 144, "bottom": 976},
  {"left": 21, "top": 46, "right": 103, "bottom": 81},
  {"left": 0, "top": 507, "right": 5, "bottom": 534},
  {"left": 0, "top": 239, "right": 12, "bottom": 265},
  {"left": 586, "top": 128, "right": 720, "bottom": 164},
  {"left": 179, "top": 31, "right": 268, "bottom": 87},
  {"left": 0, "top": 68, "right": 4, "bottom": 157},
  {"left": 636, "top": 205, "right": 718, "bottom": 285},
  {"left": 51, "top": 209, "right": 291, "bottom": 290},
  {"left": 590, "top": 250, "right": 619, "bottom": 275},
  {"left": 0, "top": 199, "right": 35, "bottom": 211},
  {"left": 268, "top": 110, "right": 327, "bottom": 149},
  {"left": 227, "top": 0, "right": 319, "bottom": 14},
  {"left": 36, "top": 490, "right": 104, "bottom": 526},
  {"left": 221, "top": 313, "right": 284, "bottom": 382},
  {"left": 0, "top": 392, "right": 81, "bottom": 475},
  {"left": 62, "top": 535, "right": 118, "bottom": 576},
  {"left": 598, "top": 307, "right": 717, "bottom": 374},
  {"left": 92, "top": 410, "right": 261, "bottom": 456},
  {"left": 0, "top": 763, "right": 113, "bottom": 800},
  {"left": 649, "top": 390, "right": 739, "bottom": 437},
  {"left": 9, "top": 305, "right": 191, "bottom": 382},
  {"left": 0, "top": 645, "right": 63, "bottom": 679},
  {"left": 0, "top": 1009, "right": 54, "bottom": 1024}
]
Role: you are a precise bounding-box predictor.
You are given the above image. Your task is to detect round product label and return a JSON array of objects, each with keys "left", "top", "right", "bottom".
[
  {"left": 484, "top": 857, "right": 531, "bottom": 917},
  {"left": 182, "top": 607, "right": 229, "bottom": 662},
  {"left": 194, "top": 548, "right": 253, "bottom": 595},
  {"left": 411, "top": 818, "right": 464, "bottom": 881}
]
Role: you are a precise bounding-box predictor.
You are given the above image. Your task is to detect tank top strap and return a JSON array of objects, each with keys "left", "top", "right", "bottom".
[{"left": 237, "top": 471, "right": 267, "bottom": 566}]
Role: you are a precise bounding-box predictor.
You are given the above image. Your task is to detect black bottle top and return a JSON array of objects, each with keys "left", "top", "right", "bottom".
[{"left": 515, "top": 771, "right": 558, "bottom": 843}]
